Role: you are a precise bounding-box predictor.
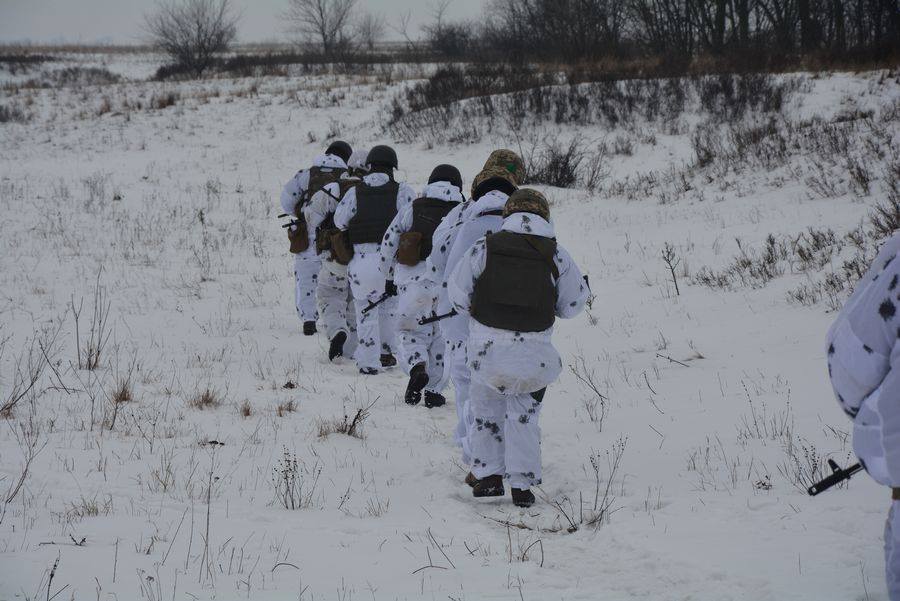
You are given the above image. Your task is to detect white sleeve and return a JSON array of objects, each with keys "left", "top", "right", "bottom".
[
  {"left": 554, "top": 245, "right": 590, "bottom": 319},
  {"left": 397, "top": 183, "right": 417, "bottom": 211},
  {"left": 280, "top": 170, "right": 309, "bottom": 216},
  {"left": 448, "top": 236, "right": 488, "bottom": 314},
  {"left": 427, "top": 205, "right": 466, "bottom": 279},
  {"left": 305, "top": 181, "right": 339, "bottom": 230},
  {"left": 334, "top": 187, "right": 358, "bottom": 231},
  {"left": 380, "top": 204, "right": 413, "bottom": 278}
]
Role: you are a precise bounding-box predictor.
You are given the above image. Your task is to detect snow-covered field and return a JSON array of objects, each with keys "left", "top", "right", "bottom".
[{"left": 1, "top": 56, "right": 899, "bottom": 600}]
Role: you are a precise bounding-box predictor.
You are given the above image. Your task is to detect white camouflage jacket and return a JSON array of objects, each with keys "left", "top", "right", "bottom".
[
  {"left": 827, "top": 233, "right": 900, "bottom": 486},
  {"left": 448, "top": 212, "right": 590, "bottom": 394}
]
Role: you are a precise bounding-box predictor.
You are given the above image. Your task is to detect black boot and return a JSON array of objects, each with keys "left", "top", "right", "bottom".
[
  {"left": 465, "top": 472, "right": 479, "bottom": 487},
  {"left": 328, "top": 331, "right": 347, "bottom": 361},
  {"left": 303, "top": 321, "right": 317, "bottom": 336},
  {"left": 359, "top": 367, "right": 379, "bottom": 375},
  {"left": 511, "top": 488, "right": 535, "bottom": 508},
  {"left": 405, "top": 363, "right": 429, "bottom": 405},
  {"left": 380, "top": 353, "right": 397, "bottom": 368},
  {"left": 472, "top": 475, "right": 504, "bottom": 498},
  {"left": 423, "top": 391, "right": 445, "bottom": 408}
]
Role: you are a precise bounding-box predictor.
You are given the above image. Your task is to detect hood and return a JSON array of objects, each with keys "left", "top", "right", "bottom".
[
  {"left": 501, "top": 212, "right": 555, "bottom": 238},
  {"left": 465, "top": 189, "right": 508, "bottom": 218},
  {"left": 420, "top": 181, "right": 464, "bottom": 202},
  {"left": 362, "top": 172, "right": 391, "bottom": 187},
  {"left": 312, "top": 153, "right": 348, "bottom": 170}
]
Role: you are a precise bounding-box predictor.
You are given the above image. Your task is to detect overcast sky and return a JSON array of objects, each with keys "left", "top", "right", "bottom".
[{"left": 0, "top": 0, "right": 485, "bottom": 44}]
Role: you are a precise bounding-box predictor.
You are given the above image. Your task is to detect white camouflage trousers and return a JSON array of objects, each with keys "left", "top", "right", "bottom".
[
  {"left": 318, "top": 260, "right": 358, "bottom": 355},
  {"left": 348, "top": 249, "right": 397, "bottom": 371},
  {"left": 468, "top": 379, "right": 544, "bottom": 490},
  {"left": 396, "top": 281, "right": 447, "bottom": 393},
  {"left": 448, "top": 340, "right": 472, "bottom": 464},
  {"left": 293, "top": 255, "right": 321, "bottom": 323},
  {"left": 887, "top": 499, "right": 900, "bottom": 600}
]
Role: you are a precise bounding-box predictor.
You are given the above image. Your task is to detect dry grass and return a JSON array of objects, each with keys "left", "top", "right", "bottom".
[
  {"left": 239, "top": 399, "right": 252, "bottom": 417},
  {"left": 316, "top": 401, "right": 375, "bottom": 439},
  {"left": 275, "top": 399, "right": 296, "bottom": 417},
  {"left": 188, "top": 388, "right": 221, "bottom": 410}
]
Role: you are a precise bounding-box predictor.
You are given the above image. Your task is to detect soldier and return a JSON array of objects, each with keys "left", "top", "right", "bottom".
[
  {"left": 279, "top": 141, "right": 352, "bottom": 335},
  {"left": 826, "top": 233, "right": 900, "bottom": 600},
  {"left": 380, "top": 164, "right": 465, "bottom": 407},
  {"left": 334, "top": 145, "right": 416, "bottom": 375},
  {"left": 448, "top": 188, "right": 590, "bottom": 507},
  {"left": 426, "top": 150, "right": 526, "bottom": 476},
  {"left": 313, "top": 150, "right": 370, "bottom": 361}
]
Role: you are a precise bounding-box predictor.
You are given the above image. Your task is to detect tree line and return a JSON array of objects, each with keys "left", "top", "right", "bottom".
[{"left": 144, "top": 0, "right": 898, "bottom": 78}]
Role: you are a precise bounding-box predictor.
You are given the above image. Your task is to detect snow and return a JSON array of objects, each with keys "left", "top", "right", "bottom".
[{"left": 1, "top": 55, "right": 899, "bottom": 600}]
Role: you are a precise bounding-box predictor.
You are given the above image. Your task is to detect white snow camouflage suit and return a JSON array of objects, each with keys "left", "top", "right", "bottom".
[
  {"left": 309, "top": 174, "right": 359, "bottom": 357},
  {"left": 428, "top": 190, "right": 509, "bottom": 462},
  {"left": 827, "top": 232, "right": 900, "bottom": 600},
  {"left": 380, "top": 181, "right": 463, "bottom": 393},
  {"left": 448, "top": 212, "right": 590, "bottom": 489},
  {"left": 280, "top": 153, "right": 347, "bottom": 325},
  {"left": 334, "top": 172, "right": 416, "bottom": 372}
]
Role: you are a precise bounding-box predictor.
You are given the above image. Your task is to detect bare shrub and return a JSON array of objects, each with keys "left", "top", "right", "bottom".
[
  {"left": 544, "top": 436, "right": 627, "bottom": 534},
  {"left": 272, "top": 447, "right": 322, "bottom": 510},
  {"left": 144, "top": 0, "right": 239, "bottom": 78},
  {"left": 0, "top": 102, "right": 28, "bottom": 123},
  {"left": 316, "top": 400, "right": 375, "bottom": 439},
  {"left": 777, "top": 436, "right": 830, "bottom": 493},
  {"left": 525, "top": 137, "right": 586, "bottom": 188},
  {"left": 1, "top": 418, "right": 47, "bottom": 524},
  {"left": 568, "top": 356, "right": 609, "bottom": 430},
  {"left": 1, "top": 324, "right": 61, "bottom": 419},
  {"left": 188, "top": 388, "right": 221, "bottom": 410},
  {"left": 661, "top": 243, "right": 681, "bottom": 296},
  {"left": 871, "top": 193, "right": 900, "bottom": 240},
  {"left": 150, "top": 91, "right": 181, "bottom": 110},
  {"left": 70, "top": 271, "right": 112, "bottom": 371}
]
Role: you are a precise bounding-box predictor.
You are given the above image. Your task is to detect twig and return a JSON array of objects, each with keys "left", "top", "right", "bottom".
[{"left": 655, "top": 353, "right": 689, "bottom": 367}]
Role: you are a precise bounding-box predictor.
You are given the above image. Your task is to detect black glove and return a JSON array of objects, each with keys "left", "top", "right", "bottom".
[{"left": 385, "top": 280, "right": 398, "bottom": 297}]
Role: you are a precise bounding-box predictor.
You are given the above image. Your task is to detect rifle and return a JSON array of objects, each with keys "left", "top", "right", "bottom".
[
  {"left": 807, "top": 460, "right": 863, "bottom": 496},
  {"left": 362, "top": 292, "right": 393, "bottom": 314},
  {"left": 278, "top": 213, "right": 302, "bottom": 229},
  {"left": 418, "top": 309, "right": 458, "bottom": 325}
]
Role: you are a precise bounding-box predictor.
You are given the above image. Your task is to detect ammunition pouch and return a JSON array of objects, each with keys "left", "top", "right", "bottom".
[
  {"left": 396, "top": 232, "right": 424, "bottom": 266},
  {"left": 330, "top": 230, "right": 354, "bottom": 265},
  {"left": 288, "top": 218, "right": 309, "bottom": 254}
]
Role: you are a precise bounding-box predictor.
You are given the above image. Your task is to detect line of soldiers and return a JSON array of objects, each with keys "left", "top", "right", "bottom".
[{"left": 280, "top": 142, "right": 590, "bottom": 507}]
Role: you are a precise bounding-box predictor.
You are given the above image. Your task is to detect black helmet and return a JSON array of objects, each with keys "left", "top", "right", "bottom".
[
  {"left": 366, "top": 145, "right": 398, "bottom": 170},
  {"left": 428, "top": 164, "right": 462, "bottom": 191},
  {"left": 325, "top": 140, "right": 352, "bottom": 164}
]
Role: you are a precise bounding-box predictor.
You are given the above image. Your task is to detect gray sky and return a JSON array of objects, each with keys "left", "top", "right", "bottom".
[{"left": 0, "top": 0, "right": 485, "bottom": 45}]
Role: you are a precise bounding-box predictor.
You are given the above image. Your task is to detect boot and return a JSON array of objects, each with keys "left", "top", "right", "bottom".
[
  {"left": 303, "top": 321, "right": 317, "bottom": 336},
  {"left": 328, "top": 331, "right": 347, "bottom": 361},
  {"left": 423, "top": 391, "right": 446, "bottom": 408},
  {"left": 380, "top": 353, "right": 397, "bottom": 368},
  {"left": 359, "top": 367, "right": 379, "bottom": 375},
  {"left": 464, "top": 472, "right": 479, "bottom": 487},
  {"left": 511, "top": 488, "right": 535, "bottom": 508},
  {"left": 405, "top": 363, "right": 429, "bottom": 405},
  {"left": 472, "top": 475, "right": 504, "bottom": 498}
]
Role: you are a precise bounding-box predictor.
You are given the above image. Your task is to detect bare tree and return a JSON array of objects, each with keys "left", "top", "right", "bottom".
[
  {"left": 284, "top": 0, "right": 358, "bottom": 56},
  {"left": 355, "top": 11, "right": 386, "bottom": 52},
  {"left": 144, "top": 0, "right": 239, "bottom": 77},
  {"left": 390, "top": 10, "right": 419, "bottom": 52}
]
